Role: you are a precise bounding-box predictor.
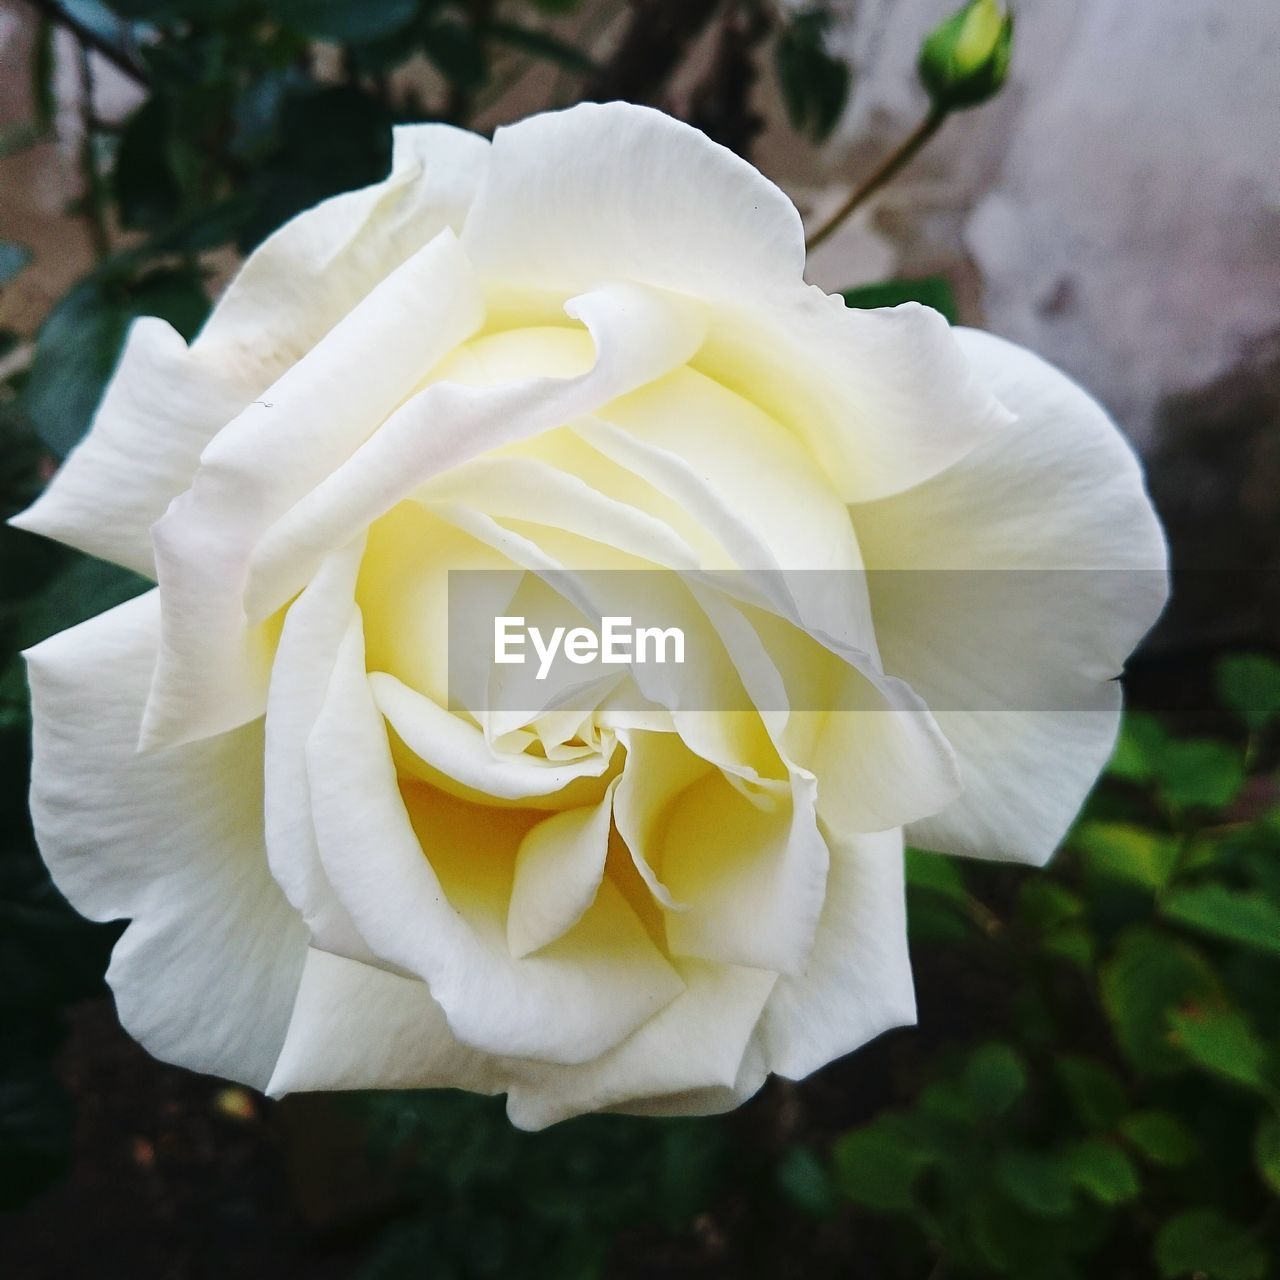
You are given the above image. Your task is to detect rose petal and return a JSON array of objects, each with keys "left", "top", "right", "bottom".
[
  {"left": 852, "top": 328, "right": 1168, "bottom": 865},
  {"left": 196, "top": 124, "right": 489, "bottom": 390},
  {"left": 307, "top": 619, "right": 683, "bottom": 1064},
  {"left": 144, "top": 229, "right": 484, "bottom": 750},
  {"left": 25, "top": 592, "right": 307, "bottom": 1089},
  {"left": 461, "top": 101, "right": 805, "bottom": 299},
  {"left": 504, "top": 959, "right": 775, "bottom": 1131},
  {"left": 663, "top": 767, "right": 830, "bottom": 976},
  {"left": 240, "top": 282, "right": 707, "bottom": 623},
  {"left": 11, "top": 318, "right": 254, "bottom": 577},
  {"left": 264, "top": 537, "right": 374, "bottom": 962},
  {"left": 759, "top": 826, "right": 916, "bottom": 1079},
  {"left": 267, "top": 947, "right": 503, "bottom": 1096},
  {"left": 507, "top": 780, "right": 618, "bottom": 958}
]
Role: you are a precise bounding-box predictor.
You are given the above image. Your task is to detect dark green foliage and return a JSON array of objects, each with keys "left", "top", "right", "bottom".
[
  {"left": 0, "top": 392, "right": 133, "bottom": 1210},
  {"left": 351, "top": 1091, "right": 725, "bottom": 1279},
  {"left": 774, "top": 7, "right": 852, "bottom": 144},
  {"left": 816, "top": 682, "right": 1280, "bottom": 1279}
]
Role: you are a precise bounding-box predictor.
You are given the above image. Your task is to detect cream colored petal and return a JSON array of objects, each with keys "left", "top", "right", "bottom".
[
  {"left": 662, "top": 767, "right": 829, "bottom": 976},
  {"left": 195, "top": 124, "right": 489, "bottom": 390},
  {"left": 504, "top": 960, "right": 776, "bottom": 1131},
  {"left": 240, "top": 283, "right": 707, "bottom": 623},
  {"left": 264, "top": 537, "right": 373, "bottom": 961},
  {"left": 853, "top": 328, "right": 1168, "bottom": 865},
  {"left": 507, "top": 780, "right": 618, "bottom": 959},
  {"left": 759, "top": 827, "right": 916, "bottom": 1079},
  {"left": 306, "top": 620, "right": 683, "bottom": 1065},
  {"left": 25, "top": 592, "right": 307, "bottom": 1089},
  {"left": 11, "top": 318, "right": 253, "bottom": 577},
  {"left": 143, "top": 229, "right": 483, "bottom": 750},
  {"left": 461, "top": 101, "right": 804, "bottom": 300},
  {"left": 267, "top": 947, "right": 504, "bottom": 1097}
]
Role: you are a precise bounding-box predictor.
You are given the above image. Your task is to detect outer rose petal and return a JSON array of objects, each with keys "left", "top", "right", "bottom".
[
  {"left": 462, "top": 102, "right": 805, "bottom": 298},
  {"left": 25, "top": 592, "right": 308, "bottom": 1089},
  {"left": 759, "top": 827, "right": 916, "bottom": 1079},
  {"left": 462, "top": 101, "right": 1011, "bottom": 504},
  {"left": 267, "top": 950, "right": 772, "bottom": 1133},
  {"left": 504, "top": 961, "right": 776, "bottom": 1130},
  {"left": 267, "top": 948, "right": 505, "bottom": 1097},
  {"left": 13, "top": 125, "right": 488, "bottom": 578},
  {"left": 852, "top": 328, "right": 1169, "bottom": 865},
  {"left": 10, "top": 319, "right": 254, "bottom": 577},
  {"left": 195, "top": 124, "right": 490, "bottom": 390},
  {"left": 144, "top": 229, "right": 485, "bottom": 750}
]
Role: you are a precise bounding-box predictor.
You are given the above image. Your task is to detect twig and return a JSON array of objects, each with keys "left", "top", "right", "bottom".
[
  {"left": 580, "top": 0, "right": 721, "bottom": 106},
  {"left": 76, "top": 41, "right": 110, "bottom": 260},
  {"left": 23, "top": 0, "right": 152, "bottom": 90},
  {"left": 805, "top": 107, "right": 947, "bottom": 253}
]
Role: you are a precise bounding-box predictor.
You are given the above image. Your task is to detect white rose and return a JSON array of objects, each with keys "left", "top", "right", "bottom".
[{"left": 15, "top": 103, "right": 1166, "bottom": 1128}]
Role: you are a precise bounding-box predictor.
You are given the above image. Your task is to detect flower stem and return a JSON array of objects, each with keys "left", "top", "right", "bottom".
[{"left": 805, "top": 107, "right": 948, "bottom": 254}]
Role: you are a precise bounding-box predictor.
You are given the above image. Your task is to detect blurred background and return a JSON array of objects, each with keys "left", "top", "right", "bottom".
[{"left": 1, "top": 2, "right": 1278, "bottom": 1277}]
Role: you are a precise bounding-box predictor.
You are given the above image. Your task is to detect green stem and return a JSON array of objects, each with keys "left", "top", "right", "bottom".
[{"left": 805, "top": 107, "right": 948, "bottom": 254}]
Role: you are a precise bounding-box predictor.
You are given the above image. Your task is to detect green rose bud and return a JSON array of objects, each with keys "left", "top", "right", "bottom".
[{"left": 917, "top": 0, "right": 1014, "bottom": 114}]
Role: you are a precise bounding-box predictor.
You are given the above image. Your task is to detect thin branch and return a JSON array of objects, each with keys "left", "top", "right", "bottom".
[
  {"left": 580, "top": 0, "right": 721, "bottom": 106},
  {"left": 805, "top": 107, "right": 947, "bottom": 253},
  {"left": 76, "top": 41, "right": 110, "bottom": 260},
  {"left": 23, "top": 0, "right": 152, "bottom": 90}
]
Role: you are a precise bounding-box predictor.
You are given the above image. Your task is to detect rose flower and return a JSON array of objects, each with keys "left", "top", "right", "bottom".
[{"left": 14, "top": 104, "right": 1166, "bottom": 1127}]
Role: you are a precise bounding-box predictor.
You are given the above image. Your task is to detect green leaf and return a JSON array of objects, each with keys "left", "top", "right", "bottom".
[
  {"left": 1075, "top": 821, "right": 1179, "bottom": 890},
  {"left": 113, "top": 98, "right": 184, "bottom": 232},
  {"left": 1041, "top": 924, "right": 1095, "bottom": 970},
  {"left": 995, "top": 1149, "right": 1075, "bottom": 1217},
  {"left": 1168, "top": 1004, "right": 1271, "bottom": 1093},
  {"left": 1108, "top": 710, "right": 1168, "bottom": 783},
  {"left": 1019, "top": 880, "right": 1085, "bottom": 932},
  {"left": 22, "top": 268, "right": 209, "bottom": 457},
  {"left": 1156, "top": 739, "right": 1246, "bottom": 812},
  {"left": 842, "top": 276, "right": 959, "bottom": 324},
  {"left": 488, "top": 21, "right": 596, "bottom": 73},
  {"left": 1215, "top": 653, "right": 1280, "bottom": 732},
  {"left": 963, "top": 1042, "right": 1028, "bottom": 1118},
  {"left": 1255, "top": 1113, "right": 1280, "bottom": 1196},
  {"left": 1155, "top": 1209, "right": 1268, "bottom": 1280},
  {"left": 1121, "top": 1110, "right": 1197, "bottom": 1168},
  {"left": 831, "top": 1115, "right": 936, "bottom": 1211},
  {"left": 236, "top": 87, "right": 392, "bottom": 253},
  {"left": 1162, "top": 883, "right": 1280, "bottom": 956},
  {"left": 777, "top": 1145, "right": 835, "bottom": 1219},
  {"left": 0, "top": 242, "right": 32, "bottom": 287},
  {"left": 1065, "top": 1139, "right": 1139, "bottom": 1205},
  {"left": 262, "top": 0, "right": 418, "bottom": 43},
  {"left": 421, "top": 18, "right": 489, "bottom": 89},
  {"left": 1100, "top": 928, "right": 1217, "bottom": 1074},
  {"left": 1054, "top": 1055, "right": 1128, "bottom": 1131},
  {"left": 13, "top": 555, "right": 150, "bottom": 650},
  {"left": 775, "top": 11, "right": 852, "bottom": 143},
  {"left": 905, "top": 846, "right": 969, "bottom": 903}
]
